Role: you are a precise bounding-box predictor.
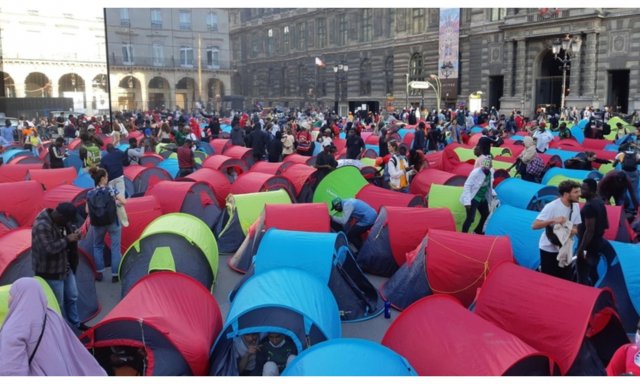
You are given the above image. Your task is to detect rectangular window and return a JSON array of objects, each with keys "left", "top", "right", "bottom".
[
  {"left": 490, "top": 8, "right": 506, "bottom": 21},
  {"left": 338, "top": 15, "right": 347, "bottom": 46},
  {"left": 122, "top": 44, "right": 133, "bottom": 65},
  {"left": 152, "top": 43, "right": 163, "bottom": 66},
  {"left": 151, "top": 9, "right": 162, "bottom": 28},
  {"left": 179, "top": 10, "right": 192, "bottom": 30},
  {"left": 206, "top": 46, "right": 220, "bottom": 68},
  {"left": 297, "top": 22, "right": 306, "bottom": 50},
  {"left": 412, "top": 9, "right": 425, "bottom": 34},
  {"left": 180, "top": 46, "right": 194, "bottom": 67},
  {"left": 207, "top": 11, "right": 218, "bottom": 32},
  {"left": 362, "top": 9, "right": 372, "bottom": 41},
  {"left": 283, "top": 25, "right": 290, "bottom": 53},
  {"left": 120, "top": 8, "right": 130, "bottom": 26},
  {"left": 317, "top": 18, "right": 326, "bottom": 48}
]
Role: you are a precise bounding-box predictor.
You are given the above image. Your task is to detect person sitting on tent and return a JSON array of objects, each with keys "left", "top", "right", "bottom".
[
  {"left": 606, "top": 319, "right": 640, "bottom": 375},
  {"left": 598, "top": 170, "right": 640, "bottom": 212},
  {"left": 315, "top": 142, "right": 338, "bottom": 181},
  {"left": 532, "top": 180, "right": 582, "bottom": 281},
  {"left": 331, "top": 197, "right": 377, "bottom": 250},
  {"left": 255, "top": 333, "right": 297, "bottom": 376},
  {"left": 557, "top": 122, "right": 573, "bottom": 140},
  {"left": 0, "top": 278, "right": 106, "bottom": 376},
  {"left": 460, "top": 156, "right": 496, "bottom": 235},
  {"left": 234, "top": 333, "right": 261, "bottom": 376}
]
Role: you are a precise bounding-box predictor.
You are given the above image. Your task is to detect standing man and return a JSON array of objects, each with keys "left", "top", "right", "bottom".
[
  {"left": 412, "top": 122, "right": 426, "bottom": 152},
  {"left": 177, "top": 138, "right": 196, "bottom": 177},
  {"left": 330, "top": 197, "right": 377, "bottom": 250},
  {"left": 532, "top": 180, "right": 582, "bottom": 280},
  {"left": 575, "top": 179, "right": 609, "bottom": 286},
  {"left": 345, "top": 128, "right": 365, "bottom": 159},
  {"left": 31, "top": 202, "right": 88, "bottom": 331},
  {"left": 99, "top": 144, "right": 127, "bottom": 199},
  {"left": 460, "top": 156, "right": 496, "bottom": 234},
  {"left": 48, "top": 137, "right": 66, "bottom": 169},
  {"left": 532, "top": 123, "right": 554, "bottom": 153}
]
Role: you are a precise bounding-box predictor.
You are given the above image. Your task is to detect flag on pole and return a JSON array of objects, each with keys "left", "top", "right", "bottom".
[{"left": 315, "top": 57, "right": 325, "bottom": 67}]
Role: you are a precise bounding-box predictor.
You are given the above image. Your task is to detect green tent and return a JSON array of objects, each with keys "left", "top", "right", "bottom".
[
  {"left": 120, "top": 213, "right": 219, "bottom": 295},
  {"left": 1, "top": 277, "right": 61, "bottom": 326},
  {"left": 313, "top": 166, "right": 369, "bottom": 209},
  {"left": 492, "top": 160, "right": 518, "bottom": 177},
  {"left": 606, "top": 116, "right": 637, "bottom": 140},
  {"left": 216, "top": 189, "right": 292, "bottom": 253},
  {"left": 167, "top": 151, "right": 204, "bottom": 164},
  {"left": 454, "top": 147, "right": 514, "bottom": 165},
  {"left": 428, "top": 184, "right": 479, "bottom": 232},
  {"left": 546, "top": 174, "right": 582, "bottom": 187}
]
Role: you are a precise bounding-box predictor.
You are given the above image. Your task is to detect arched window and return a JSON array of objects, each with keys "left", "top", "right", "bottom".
[
  {"left": 385, "top": 56, "right": 394, "bottom": 95},
  {"left": 409, "top": 52, "right": 424, "bottom": 96},
  {"left": 359, "top": 59, "right": 371, "bottom": 96}
]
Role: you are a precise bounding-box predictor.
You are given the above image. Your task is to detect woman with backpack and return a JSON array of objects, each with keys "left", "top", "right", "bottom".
[{"left": 86, "top": 167, "right": 126, "bottom": 283}]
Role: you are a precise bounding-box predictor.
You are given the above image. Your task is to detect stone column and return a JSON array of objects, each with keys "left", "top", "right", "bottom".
[
  {"left": 582, "top": 32, "right": 598, "bottom": 99},
  {"left": 514, "top": 38, "right": 526, "bottom": 98},
  {"left": 568, "top": 39, "right": 582, "bottom": 97},
  {"left": 503, "top": 40, "right": 514, "bottom": 97}
]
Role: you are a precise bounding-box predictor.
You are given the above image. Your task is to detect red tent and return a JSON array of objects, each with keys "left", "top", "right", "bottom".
[
  {"left": 230, "top": 172, "right": 296, "bottom": 200},
  {"left": 355, "top": 184, "right": 425, "bottom": 212},
  {"left": 382, "top": 295, "right": 556, "bottom": 375},
  {"left": 279, "top": 163, "right": 318, "bottom": 202},
  {"left": 224, "top": 145, "right": 254, "bottom": 166},
  {"left": 582, "top": 138, "right": 609, "bottom": 150},
  {"left": 42, "top": 184, "right": 88, "bottom": 209},
  {"left": 68, "top": 138, "right": 82, "bottom": 150},
  {"left": 127, "top": 131, "right": 144, "bottom": 145},
  {"left": 81, "top": 272, "right": 222, "bottom": 376},
  {"left": 283, "top": 153, "right": 315, "bottom": 166},
  {"left": 0, "top": 228, "right": 32, "bottom": 285},
  {"left": 423, "top": 151, "right": 444, "bottom": 170},
  {"left": 8, "top": 155, "right": 44, "bottom": 165},
  {"left": 424, "top": 229, "right": 513, "bottom": 307},
  {"left": 475, "top": 263, "right": 628, "bottom": 375},
  {"left": 451, "top": 162, "right": 475, "bottom": 177},
  {"left": 202, "top": 155, "right": 248, "bottom": 179},
  {"left": 139, "top": 153, "right": 165, "bottom": 168},
  {"left": 358, "top": 207, "right": 455, "bottom": 276},
  {"left": 364, "top": 134, "right": 379, "bottom": 145},
  {"left": 146, "top": 181, "right": 221, "bottom": 228},
  {"left": 119, "top": 195, "right": 163, "bottom": 254},
  {"left": 0, "top": 181, "right": 44, "bottom": 226},
  {"left": 123, "top": 165, "right": 172, "bottom": 196},
  {"left": 180, "top": 167, "right": 231, "bottom": 207},
  {"left": 28, "top": 167, "right": 77, "bottom": 190},
  {"left": 210, "top": 138, "right": 232, "bottom": 155},
  {"left": 249, "top": 161, "right": 292, "bottom": 175},
  {"left": 409, "top": 168, "right": 467, "bottom": 196},
  {"left": 0, "top": 163, "right": 43, "bottom": 183}
]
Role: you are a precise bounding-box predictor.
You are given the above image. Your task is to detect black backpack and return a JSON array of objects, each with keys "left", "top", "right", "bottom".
[
  {"left": 622, "top": 150, "right": 638, "bottom": 172},
  {"left": 88, "top": 188, "right": 117, "bottom": 226}
]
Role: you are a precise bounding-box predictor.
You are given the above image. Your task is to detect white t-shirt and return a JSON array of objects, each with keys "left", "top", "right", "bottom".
[
  {"left": 536, "top": 198, "right": 582, "bottom": 253},
  {"left": 533, "top": 130, "right": 554, "bottom": 152}
]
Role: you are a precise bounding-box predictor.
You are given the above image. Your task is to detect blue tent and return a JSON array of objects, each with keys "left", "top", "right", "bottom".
[
  {"left": 546, "top": 148, "right": 579, "bottom": 163},
  {"left": 64, "top": 150, "right": 83, "bottom": 171},
  {"left": 157, "top": 158, "right": 179, "bottom": 178},
  {"left": 570, "top": 119, "right": 588, "bottom": 144},
  {"left": 495, "top": 178, "right": 559, "bottom": 211},
  {"left": 2, "top": 149, "right": 31, "bottom": 164},
  {"left": 73, "top": 169, "right": 95, "bottom": 189},
  {"left": 597, "top": 241, "right": 640, "bottom": 332},
  {"left": 221, "top": 124, "right": 232, "bottom": 133},
  {"left": 364, "top": 144, "right": 379, "bottom": 155},
  {"left": 605, "top": 143, "right": 620, "bottom": 152},
  {"left": 470, "top": 126, "right": 484, "bottom": 134},
  {"left": 233, "top": 229, "right": 383, "bottom": 322},
  {"left": 485, "top": 204, "right": 543, "bottom": 270},
  {"left": 209, "top": 268, "right": 341, "bottom": 376},
  {"left": 541, "top": 168, "right": 603, "bottom": 185},
  {"left": 282, "top": 338, "right": 416, "bottom": 376},
  {"left": 117, "top": 143, "right": 130, "bottom": 152},
  {"left": 198, "top": 141, "right": 214, "bottom": 155}
]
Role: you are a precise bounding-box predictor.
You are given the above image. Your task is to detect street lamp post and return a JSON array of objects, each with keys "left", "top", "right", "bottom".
[
  {"left": 429, "top": 74, "right": 442, "bottom": 112},
  {"left": 333, "top": 63, "right": 348, "bottom": 115},
  {"left": 552, "top": 34, "right": 582, "bottom": 111}
]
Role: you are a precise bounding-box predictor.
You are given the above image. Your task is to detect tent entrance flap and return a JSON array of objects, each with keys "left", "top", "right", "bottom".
[{"left": 148, "top": 247, "right": 176, "bottom": 273}]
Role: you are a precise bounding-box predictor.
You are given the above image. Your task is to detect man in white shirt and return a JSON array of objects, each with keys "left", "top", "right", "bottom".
[
  {"left": 532, "top": 179, "right": 582, "bottom": 281},
  {"left": 532, "top": 123, "right": 554, "bottom": 153}
]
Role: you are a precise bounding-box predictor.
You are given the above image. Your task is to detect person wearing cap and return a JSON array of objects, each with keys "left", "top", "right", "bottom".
[
  {"left": 31, "top": 202, "right": 88, "bottom": 331},
  {"left": 606, "top": 320, "right": 640, "bottom": 375},
  {"left": 330, "top": 197, "right": 377, "bottom": 250},
  {"left": 315, "top": 141, "right": 338, "bottom": 181}
]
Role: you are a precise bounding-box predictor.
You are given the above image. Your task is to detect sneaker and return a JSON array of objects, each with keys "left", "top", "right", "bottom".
[
  {"left": 95, "top": 272, "right": 103, "bottom": 282},
  {"left": 112, "top": 276, "right": 119, "bottom": 283},
  {"left": 77, "top": 323, "right": 90, "bottom": 332}
]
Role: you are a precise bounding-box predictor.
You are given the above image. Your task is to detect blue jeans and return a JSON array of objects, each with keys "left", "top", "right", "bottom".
[
  {"left": 45, "top": 272, "right": 80, "bottom": 327},
  {"left": 92, "top": 222, "right": 122, "bottom": 276}
]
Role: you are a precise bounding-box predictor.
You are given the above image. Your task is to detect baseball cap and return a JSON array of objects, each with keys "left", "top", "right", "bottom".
[
  {"left": 331, "top": 197, "right": 342, "bottom": 210},
  {"left": 322, "top": 141, "right": 333, "bottom": 149}
]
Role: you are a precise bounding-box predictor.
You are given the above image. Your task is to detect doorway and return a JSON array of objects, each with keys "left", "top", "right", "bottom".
[
  {"left": 535, "top": 50, "right": 567, "bottom": 112},
  {"left": 607, "top": 70, "right": 629, "bottom": 114},
  {"left": 489, "top": 76, "right": 504, "bottom": 110}
]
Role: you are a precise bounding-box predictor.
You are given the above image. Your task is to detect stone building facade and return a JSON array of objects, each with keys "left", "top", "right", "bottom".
[
  {"left": 105, "top": 8, "right": 232, "bottom": 113},
  {"left": 229, "top": 8, "right": 640, "bottom": 116},
  {"left": 0, "top": 5, "right": 108, "bottom": 115}
]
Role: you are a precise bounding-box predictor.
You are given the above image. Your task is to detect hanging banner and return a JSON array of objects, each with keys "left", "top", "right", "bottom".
[{"left": 438, "top": 8, "right": 460, "bottom": 103}]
